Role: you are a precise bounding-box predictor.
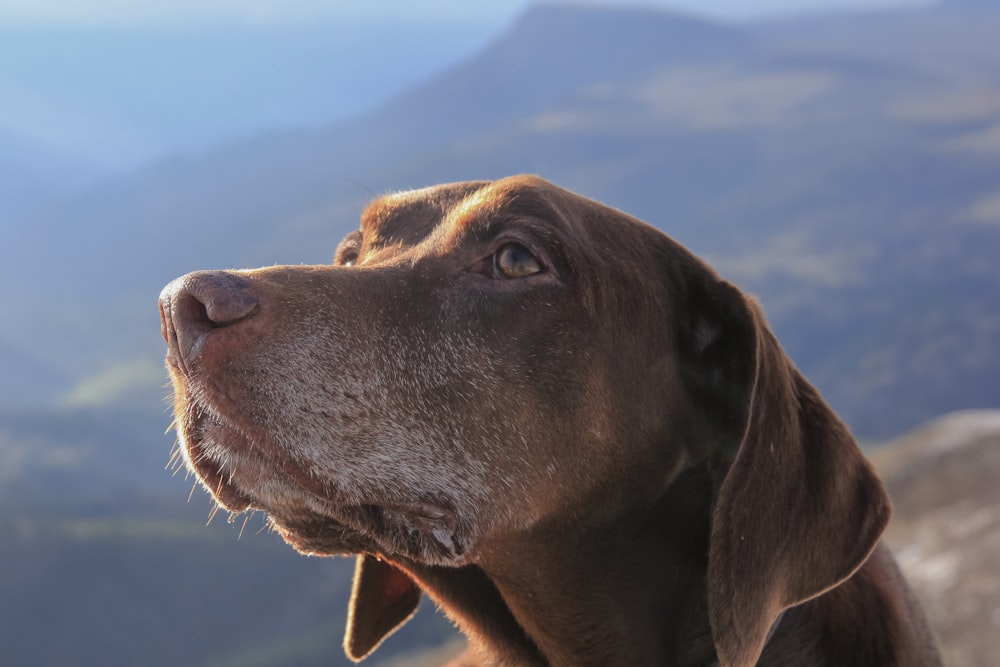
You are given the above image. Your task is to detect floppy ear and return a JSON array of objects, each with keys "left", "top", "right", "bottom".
[
  {"left": 344, "top": 555, "right": 421, "bottom": 662},
  {"left": 682, "top": 279, "right": 891, "bottom": 667}
]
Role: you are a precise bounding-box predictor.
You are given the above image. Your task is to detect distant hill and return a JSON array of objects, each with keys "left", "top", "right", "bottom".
[
  {"left": 0, "top": 511, "right": 457, "bottom": 667},
  {"left": 1, "top": 3, "right": 998, "bottom": 438},
  {"left": 872, "top": 410, "right": 1000, "bottom": 667},
  {"left": 754, "top": 2, "right": 1000, "bottom": 76},
  {"left": 358, "top": 4, "right": 758, "bottom": 141},
  {"left": 0, "top": 407, "right": 458, "bottom": 667}
]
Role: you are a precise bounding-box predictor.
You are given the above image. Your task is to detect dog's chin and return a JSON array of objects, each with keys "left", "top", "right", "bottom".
[
  {"left": 266, "top": 503, "right": 472, "bottom": 567},
  {"left": 266, "top": 513, "right": 375, "bottom": 557}
]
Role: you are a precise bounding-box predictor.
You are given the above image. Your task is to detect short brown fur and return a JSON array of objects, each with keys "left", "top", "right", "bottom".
[{"left": 159, "top": 175, "right": 941, "bottom": 666}]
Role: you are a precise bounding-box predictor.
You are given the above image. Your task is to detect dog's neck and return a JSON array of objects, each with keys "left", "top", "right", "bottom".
[{"left": 404, "top": 466, "right": 718, "bottom": 666}]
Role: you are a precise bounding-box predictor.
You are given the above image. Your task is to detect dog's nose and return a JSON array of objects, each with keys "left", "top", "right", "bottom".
[{"left": 159, "top": 270, "right": 259, "bottom": 367}]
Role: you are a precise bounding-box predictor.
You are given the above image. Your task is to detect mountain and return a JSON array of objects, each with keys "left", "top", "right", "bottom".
[
  {"left": 357, "top": 4, "right": 757, "bottom": 142},
  {"left": 872, "top": 409, "right": 1000, "bottom": 667},
  {"left": 753, "top": 2, "right": 1000, "bottom": 76},
  {"left": 1, "top": 3, "right": 998, "bottom": 440}
]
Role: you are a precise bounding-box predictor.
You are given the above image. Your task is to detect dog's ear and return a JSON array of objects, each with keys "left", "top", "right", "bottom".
[
  {"left": 344, "top": 555, "right": 421, "bottom": 662},
  {"left": 674, "top": 273, "right": 758, "bottom": 459},
  {"left": 680, "top": 277, "right": 891, "bottom": 667}
]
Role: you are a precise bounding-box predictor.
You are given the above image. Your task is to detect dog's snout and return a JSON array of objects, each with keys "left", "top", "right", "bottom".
[{"left": 159, "top": 270, "right": 259, "bottom": 367}]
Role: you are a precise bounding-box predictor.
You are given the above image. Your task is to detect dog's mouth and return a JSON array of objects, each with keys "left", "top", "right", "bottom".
[
  {"left": 174, "top": 405, "right": 254, "bottom": 513},
  {"left": 170, "top": 387, "right": 469, "bottom": 564}
]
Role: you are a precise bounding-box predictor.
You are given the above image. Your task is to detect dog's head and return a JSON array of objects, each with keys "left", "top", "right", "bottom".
[{"left": 160, "top": 175, "right": 888, "bottom": 666}]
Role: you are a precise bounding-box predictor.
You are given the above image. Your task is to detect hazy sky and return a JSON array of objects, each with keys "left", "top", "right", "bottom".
[{"left": 0, "top": 0, "right": 930, "bottom": 26}]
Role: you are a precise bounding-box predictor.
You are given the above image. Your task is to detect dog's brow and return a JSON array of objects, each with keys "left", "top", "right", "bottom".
[
  {"left": 448, "top": 185, "right": 562, "bottom": 234},
  {"left": 450, "top": 188, "right": 496, "bottom": 228},
  {"left": 359, "top": 201, "right": 391, "bottom": 235}
]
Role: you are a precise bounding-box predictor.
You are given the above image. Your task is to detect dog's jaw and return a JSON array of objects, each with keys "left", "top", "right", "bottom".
[{"left": 165, "top": 340, "right": 485, "bottom": 566}]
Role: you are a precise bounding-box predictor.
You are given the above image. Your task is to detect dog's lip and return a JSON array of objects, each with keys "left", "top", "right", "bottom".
[
  {"left": 382, "top": 503, "right": 466, "bottom": 560},
  {"left": 180, "top": 424, "right": 253, "bottom": 512},
  {"left": 182, "top": 431, "right": 254, "bottom": 513},
  {"left": 179, "top": 405, "right": 459, "bottom": 528},
  {"left": 172, "top": 396, "right": 256, "bottom": 513},
  {"left": 174, "top": 391, "right": 326, "bottom": 515},
  {"left": 171, "top": 380, "right": 469, "bottom": 561},
  {"left": 392, "top": 503, "right": 455, "bottom": 521}
]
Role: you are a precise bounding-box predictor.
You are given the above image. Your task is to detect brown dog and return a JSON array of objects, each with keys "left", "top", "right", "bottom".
[{"left": 159, "top": 176, "right": 942, "bottom": 666}]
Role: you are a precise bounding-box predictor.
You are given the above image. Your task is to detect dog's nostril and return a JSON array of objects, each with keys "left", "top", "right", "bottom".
[
  {"left": 159, "top": 271, "right": 260, "bottom": 363},
  {"left": 189, "top": 273, "right": 259, "bottom": 328},
  {"left": 176, "top": 291, "right": 214, "bottom": 328},
  {"left": 169, "top": 271, "right": 259, "bottom": 327}
]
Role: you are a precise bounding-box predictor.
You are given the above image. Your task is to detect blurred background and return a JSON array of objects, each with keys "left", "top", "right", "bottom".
[{"left": 1, "top": 0, "right": 998, "bottom": 665}]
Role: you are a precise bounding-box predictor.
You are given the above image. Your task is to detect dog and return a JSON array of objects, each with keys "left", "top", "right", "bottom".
[{"left": 159, "top": 175, "right": 942, "bottom": 666}]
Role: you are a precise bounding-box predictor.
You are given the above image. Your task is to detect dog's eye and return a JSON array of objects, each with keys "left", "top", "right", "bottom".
[
  {"left": 493, "top": 243, "right": 542, "bottom": 279},
  {"left": 340, "top": 250, "right": 359, "bottom": 267},
  {"left": 335, "top": 231, "right": 362, "bottom": 267}
]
